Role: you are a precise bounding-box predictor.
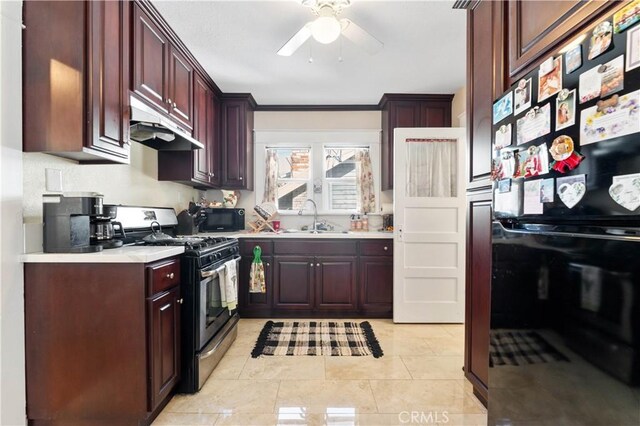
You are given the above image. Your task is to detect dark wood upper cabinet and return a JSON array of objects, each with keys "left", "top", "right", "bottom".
[
  {"left": 23, "top": 0, "right": 131, "bottom": 163},
  {"left": 221, "top": 94, "right": 256, "bottom": 190},
  {"left": 467, "top": 0, "right": 506, "bottom": 190},
  {"left": 507, "top": 1, "right": 618, "bottom": 83},
  {"left": 168, "top": 47, "right": 194, "bottom": 129},
  {"left": 132, "top": 3, "right": 170, "bottom": 113},
  {"left": 193, "top": 73, "right": 212, "bottom": 184},
  {"left": 379, "top": 94, "right": 453, "bottom": 190}
]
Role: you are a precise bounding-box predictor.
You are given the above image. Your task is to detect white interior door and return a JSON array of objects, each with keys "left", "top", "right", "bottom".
[{"left": 393, "top": 127, "right": 466, "bottom": 323}]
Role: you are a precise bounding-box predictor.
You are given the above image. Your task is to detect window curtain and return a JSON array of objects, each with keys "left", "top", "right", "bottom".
[
  {"left": 406, "top": 139, "right": 457, "bottom": 197},
  {"left": 356, "top": 149, "right": 376, "bottom": 213},
  {"left": 263, "top": 149, "right": 278, "bottom": 203}
]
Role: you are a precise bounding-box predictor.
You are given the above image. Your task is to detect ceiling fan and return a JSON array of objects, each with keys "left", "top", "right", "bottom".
[{"left": 277, "top": 0, "right": 384, "bottom": 57}]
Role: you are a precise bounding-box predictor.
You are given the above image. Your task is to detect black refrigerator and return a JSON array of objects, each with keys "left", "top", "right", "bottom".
[{"left": 489, "top": 6, "right": 640, "bottom": 425}]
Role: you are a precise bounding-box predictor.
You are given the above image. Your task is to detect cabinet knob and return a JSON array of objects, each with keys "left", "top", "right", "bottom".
[
  {"left": 239, "top": 176, "right": 243, "bottom": 180},
  {"left": 316, "top": 263, "right": 320, "bottom": 267},
  {"left": 166, "top": 272, "right": 175, "bottom": 279},
  {"left": 167, "top": 98, "right": 172, "bottom": 105},
  {"left": 177, "top": 298, "right": 183, "bottom": 304},
  {"left": 266, "top": 262, "right": 270, "bottom": 267},
  {"left": 173, "top": 102, "right": 177, "bottom": 108},
  {"left": 384, "top": 246, "right": 388, "bottom": 251},
  {"left": 310, "top": 263, "right": 314, "bottom": 267}
]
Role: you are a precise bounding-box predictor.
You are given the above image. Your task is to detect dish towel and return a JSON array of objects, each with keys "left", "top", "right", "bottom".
[
  {"left": 224, "top": 257, "right": 239, "bottom": 311},
  {"left": 215, "top": 265, "right": 227, "bottom": 307}
]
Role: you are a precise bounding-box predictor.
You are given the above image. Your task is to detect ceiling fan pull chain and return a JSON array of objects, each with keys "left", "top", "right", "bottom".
[
  {"left": 308, "top": 43, "right": 314, "bottom": 63},
  {"left": 338, "top": 36, "right": 344, "bottom": 63}
]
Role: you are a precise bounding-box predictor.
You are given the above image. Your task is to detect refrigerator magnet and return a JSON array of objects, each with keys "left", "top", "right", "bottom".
[
  {"left": 588, "top": 21, "right": 613, "bottom": 60},
  {"left": 599, "top": 55, "right": 624, "bottom": 98},
  {"left": 614, "top": 0, "right": 640, "bottom": 34},
  {"left": 523, "top": 180, "right": 544, "bottom": 214},
  {"left": 522, "top": 144, "right": 550, "bottom": 178},
  {"left": 493, "top": 92, "right": 513, "bottom": 124},
  {"left": 514, "top": 79, "right": 532, "bottom": 116},
  {"left": 580, "top": 90, "right": 640, "bottom": 146},
  {"left": 540, "top": 178, "right": 555, "bottom": 203},
  {"left": 516, "top": 104, "right": 551, "bottom": 145},
  {"left": 626, "top": 24, "right": 640, "bottom": 71},
  {"left": 494, "top": 124, "right": 512, "bottom": 150},
  {"left": 498, "top": 179, "right": 511, "bottom": 193},
  {"left": 556, "top": 89, "right": 576, "bottom": 131},
  {"left": 565, "top": 44, "right": 582, "bottom": 74},
  {"left": 557, "top": 175, "right": 586, "bottom": 209},
  {"left": 609, "top": 173, "right": 640, "bottom": 211},
  {"left": 549, "top": 136, "right": 584, "bottom": 173},
  {"left": 495, "top": 149, "right": 518, "bottom": 180},
  {"left": 538, "top": 58, "right": 562, "bottom": 102}
]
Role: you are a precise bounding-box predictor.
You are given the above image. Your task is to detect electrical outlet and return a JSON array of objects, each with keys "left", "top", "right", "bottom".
[{"left": 45, "top": 168, "right": 63, "bottom": 192}]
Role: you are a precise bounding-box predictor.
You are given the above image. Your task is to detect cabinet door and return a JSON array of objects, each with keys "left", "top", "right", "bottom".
[
  {"left": 382, "top": 102, "right": 421, "bottom": 190},
  {"left": 222, "top": 100, "right": 247, "bottom": 189},
  {"left": 420, "top": 103, "right": 452, "bottom": 127},
  {"left": 148, "top": 287, "right": 181, "bottom": 411},
  {"left": 87, "top": 0, "right": 130, "bottom": 161},
  {"left": 464, "top": 191, "right": 492, "bottom": 403},
  {"left": 193, "top": 74, "right": 211, "bottom": 184},
  {"left": 507, "top": 1, "right": 615, "bottom": 81},
  {"left": 359, "top": 256, "right": 393, "bottom": 316},
  {"left": 209, "top": 95, "right": 222, "bottom": 187},
  {"left": 168, "top": 47, "right": 194, "bottom": 129},
  {"left": 273, "top": 256, "right": 313, "bottom": 310},
  {"left": 238, "top": 255, "right": 272, "bottom": 314},
  {"left": 132, "top": 4, "right": 169, "bottom": 113},
  {"left": 467, "top": 1, "right": 505, "bottom": 189},
  {"left": 315, "top": 256, "right": 357, "bottom": 310}
]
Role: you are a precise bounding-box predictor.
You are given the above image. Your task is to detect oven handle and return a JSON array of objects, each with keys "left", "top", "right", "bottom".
[
  {"left": 200, "top": 254, "right": 241, "bottom": 278},
  {"left": 496, "top": 221, "right": 640, "bottom": 242}
]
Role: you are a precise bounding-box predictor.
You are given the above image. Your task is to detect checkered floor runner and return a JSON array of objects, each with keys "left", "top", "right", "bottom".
[
  {"left": 490, "top": 329, "right": 569, "bottom": 367},
  {"left": 251, "top": 321, "right": 383, "bottom": 358}
]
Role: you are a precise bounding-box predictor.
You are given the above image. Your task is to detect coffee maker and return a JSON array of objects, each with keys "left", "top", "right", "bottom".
[{"left": 43, "top": 193, "right": 105, "bottom": 253}]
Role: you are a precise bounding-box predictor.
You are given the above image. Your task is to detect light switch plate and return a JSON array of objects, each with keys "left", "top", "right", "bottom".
[{"left": 45, "top": 168, "right": 63, "bottom": 192}]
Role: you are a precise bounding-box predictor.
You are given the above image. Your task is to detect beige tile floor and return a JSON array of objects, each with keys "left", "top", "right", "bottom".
[{"left": 154, "top": 319, "right": 487, "bottom": 426}]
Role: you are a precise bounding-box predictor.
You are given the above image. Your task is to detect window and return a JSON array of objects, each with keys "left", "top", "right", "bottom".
[{"left": 255, "top": 130, "right": 381, "bottom": 215}]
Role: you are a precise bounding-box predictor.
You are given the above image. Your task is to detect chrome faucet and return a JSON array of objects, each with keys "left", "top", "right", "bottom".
[{"left": 298, "top": 198, "right": 319, "bottom": 233}]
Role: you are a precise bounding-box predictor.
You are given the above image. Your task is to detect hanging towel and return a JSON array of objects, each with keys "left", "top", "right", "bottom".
[
  {"left": 250, "top": 246, "right": 266, "bottom": 293},
  {"left": 224, "top": 257, "right": 239, "bottom": 311},
  {"left": 215, "top": 264, "right": 227, "bottom": 308}
]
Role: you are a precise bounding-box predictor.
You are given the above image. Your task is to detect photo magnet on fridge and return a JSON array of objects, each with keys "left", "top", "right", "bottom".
[
  {"left": 494, "top": 124, "right": 512, "bottom": 150},
  {"left": 514, "top": 79, "right": 532, "bottom": 116},
  {"left": 565, "top": 45, "right": 582, "bottom": 74},
  {"left": 588, "top": 21, "right": 613, "bottom": 60},
  {"left": 556, "top": 89, "right": 576, "bottom": 131},
  {"left": 524, "top": 180, "right": 544, "bottom": 215},
  {"left": 522, "top": 144, "right": 550, "bottom": 178},
  {"left": 609, "top": 173, "right": 640, "bottom": 211},
  {"left": 557, "top": 175, "right": 586, "bottom": 209},
  {"left": 493, "top": 92, "right": 513, "bottom": 124},
  {"left": 614, "top": 0, "right": 640, "bottom": 33},
  {"left": 627, "top": 24, "right": 640, "bottom": 71},
  {"left": 538, "top": 58, "right": 562, "bottom": 102},
  {"left": 540, "top": 178, "right": 555, "bottom": 203}
]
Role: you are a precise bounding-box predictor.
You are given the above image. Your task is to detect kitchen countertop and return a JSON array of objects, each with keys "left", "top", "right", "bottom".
[
  {"left": 22, "top": 246, "right": 185, "bottom": 264},
  {"left": 196, "top": 231, "right": 394, "bottom": 239}
]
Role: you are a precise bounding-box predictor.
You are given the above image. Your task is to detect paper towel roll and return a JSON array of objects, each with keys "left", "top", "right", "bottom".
[{"left": 381, "top": 203, "right": 393, "bottom": 214}]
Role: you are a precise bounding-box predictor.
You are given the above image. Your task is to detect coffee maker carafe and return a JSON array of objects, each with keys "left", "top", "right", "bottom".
[
  {"left": 43, "top": 193, "right": 104, "bottom": 253},
  {"left": 90, "top": 205, "right": 125, "bottom": 249}
]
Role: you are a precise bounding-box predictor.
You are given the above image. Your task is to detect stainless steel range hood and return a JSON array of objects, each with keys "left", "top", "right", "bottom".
[{"left": 130, "top": 96, "right": 203, "bottom": 151}]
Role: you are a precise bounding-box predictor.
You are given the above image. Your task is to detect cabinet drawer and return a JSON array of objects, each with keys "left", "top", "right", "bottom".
[
  {"left": 360, "top": 240, "right": 393, "bottom": 256},
  {"left": 274, "top": 240, "right": 357, "bottom": 256},
  {"left": 240, "top": 239, "right": 274, "bottom": 256},
  {"left": 147, "top": 258, "right": 180, "bottom": 296}
]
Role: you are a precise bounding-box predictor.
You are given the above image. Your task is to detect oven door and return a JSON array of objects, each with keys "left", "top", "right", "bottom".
[{"left": 198, "top": 256, "right": 239, "bottom": 349}]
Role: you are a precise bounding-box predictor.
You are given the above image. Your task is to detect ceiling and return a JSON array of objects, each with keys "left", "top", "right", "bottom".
[{"left": 152, "top": 0, "right": 467, "bottom": 105}]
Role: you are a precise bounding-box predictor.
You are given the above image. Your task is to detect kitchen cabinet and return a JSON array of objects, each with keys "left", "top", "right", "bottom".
[
  {"left": 23, "top": 0, "right": 131, "bottom": 163},
  {"left": 238, "top": 238, "right": 392, "bottom": 317},
  {"left": 221, "top": 94, "right": 256, "bottom": 190},
  {"left": 132, "top": 3, "right": 194, "bottom": 130},
  {"left": 24, "top": 257, "right": 182, "bottom": 425},
  {"left": 158, "top": 72, "right": 220, "bottom": 188},
  {"left": 507, "top": 1, "right": 618, "bottom": 83},
  {"left": 379, "top": 94, "right": 453, "bottom": 190}
]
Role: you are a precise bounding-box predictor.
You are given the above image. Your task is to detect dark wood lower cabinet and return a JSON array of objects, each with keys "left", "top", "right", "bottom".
[
  {"left": 238, "top": 239, "right": 392, "bottom": 318},
  {"left": 24, "top": 258, "right": 181, "bottom": 425},
  {"left": 273, "top": 256, "right": 314, "bottom": 310},
  {"left": 464, "top": 190, "right": 493, "bottom": 405}
]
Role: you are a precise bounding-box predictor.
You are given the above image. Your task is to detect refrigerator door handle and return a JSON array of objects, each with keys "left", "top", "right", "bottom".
[{"left": 497, "top": 222, "right": 640, "bottom": 242}]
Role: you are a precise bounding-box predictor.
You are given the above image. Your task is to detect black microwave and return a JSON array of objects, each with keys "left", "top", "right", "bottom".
[{"left": 199, "top": 208, "right": 245, "bottom": 232}]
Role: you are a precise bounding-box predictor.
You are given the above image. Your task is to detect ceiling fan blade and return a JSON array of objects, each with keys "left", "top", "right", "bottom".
[
  {"left": 277, "top": 22, "right": 313, "bottom": 56},
  {"left": 340, "top": 18, "right": 383, "bottom": 55}
]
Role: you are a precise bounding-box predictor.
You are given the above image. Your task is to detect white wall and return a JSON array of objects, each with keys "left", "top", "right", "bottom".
[
  {"left": 23, "top": 143, "right": 203, "bottom": 224},
  {"left": 452, "top": 86, "right": 467, "bottom": 127},
  {"left": 1, "top": 1, "right": 26, "bottom": 424},
  {"left": 208, "top": 110, "right": 393, "bottom": 231}
]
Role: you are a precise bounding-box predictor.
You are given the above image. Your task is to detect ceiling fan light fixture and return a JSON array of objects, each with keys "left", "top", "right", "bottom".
[{"left": 311, "top": 15, "right": 341, "bottom": 44}]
